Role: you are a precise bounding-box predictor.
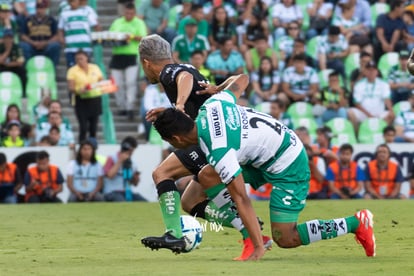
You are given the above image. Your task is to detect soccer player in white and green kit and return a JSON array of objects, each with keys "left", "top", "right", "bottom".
[{"left": 153, "top": 77, "right": 376, "bottom": 258}]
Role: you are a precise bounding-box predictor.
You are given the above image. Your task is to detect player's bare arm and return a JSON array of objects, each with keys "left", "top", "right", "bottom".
[
  {"left": 175, "top": 71, "right": 194, "bottom": 112},
  {"left": 197, "top": 74, "right": 249, "bottom": 100}
]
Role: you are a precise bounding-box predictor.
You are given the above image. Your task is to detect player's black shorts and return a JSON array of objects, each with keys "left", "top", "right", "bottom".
[{"left": 173, "top": 145, "right": 208, "bottom": 175}]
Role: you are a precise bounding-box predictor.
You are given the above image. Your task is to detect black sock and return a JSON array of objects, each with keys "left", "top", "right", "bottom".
[{"left": 189, "top": 199, "right": 209, "bottom": 219}]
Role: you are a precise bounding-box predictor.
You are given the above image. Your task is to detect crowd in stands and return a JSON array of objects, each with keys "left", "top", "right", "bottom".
[{"left": 1, "top": 0, "right": 414, "bottom": 203}]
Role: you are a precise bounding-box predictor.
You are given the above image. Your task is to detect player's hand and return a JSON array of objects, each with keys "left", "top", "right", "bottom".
[
  {"left": 145, "top": 107, "right": 167, "bottom": 122},
  {"left": 246, "top": 246, "right": 265, "bottom": 261},
  {"left": 197, "top": 81, "right": 218, "bottom": 95},
  {"left": 118, "top": 151, "right": 130, "bottom": 162}
]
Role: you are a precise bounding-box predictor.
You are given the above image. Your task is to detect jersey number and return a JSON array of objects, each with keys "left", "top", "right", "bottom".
[{"left": 246, "top": 108, "right": 282, "bottom": 135}]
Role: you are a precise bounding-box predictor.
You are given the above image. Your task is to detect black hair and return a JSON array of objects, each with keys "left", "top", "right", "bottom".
[
  {"left": 5, "top": 104, "right": 21, "bottom": 122},
  {"left": 294, "top": 38, "right": 306, "bottom": 45},
  {"left": 191, "top": 50, "right": 204, "bottom": 57},
  {"left": 191, "top": 3, "right": 203, "bottom": 12},
  {"left": 7, "top": 122, "right": 20, "bottom": 131},
  {"left": 36, "top": 150, "right": 49, "bottom": 160},
  {"left": 211, "top": 5, "right": 231, "bottom": 43},
  {"left": 376, "top": 143, "right": 391, "bottom": 155},
  {"left": 0, "top": 152, "right": 6, "bottom": 165},
  {"left": 217, "top": 35, "right": 232, "bottom": 46},
  {"left": 49, "top": 125, "right": 60, "bottom": 134},
  {"left": 124, "top": 2, "right": 135, "bottom": 9},
  {"left": 153, "top": 108, "right": 194, "bottom": 140},
  {"left": 20, "top": 124, "right": 33, "bottom": 139},
  {"left": 328, "top": 25, "right": 341, "bottom": 36},
  {"left": 390, "top": 0, "right": 404, "bottom": 11},
  {"left": 271, "top": 98, "right": 286, "bottom": 110},
  {"left": 76, "top": 140, "right": 97, "bottom": 164},
  {"left": 329, "top": 71, "right": 340, "bottom": 78},
  {"left": 258, "top": 56, "right": 275, "bottom": 90},
  {"left": 360, "top": 51, "right": 371, "bottom": 59},
  {"left": 383, "top": 125, "right": 396, "bottom": 135},
  {"left": 121, "top": 136, "right": 138, "bottom": 151},
  {"left": 404, "top": 10, "right": 414, "bottom": 20},
  {"left": 293, "top": 53, "right": 307, "bottom": 62},
  {"left": 339, "top": 143, "right": 353, "bottom": 153}
]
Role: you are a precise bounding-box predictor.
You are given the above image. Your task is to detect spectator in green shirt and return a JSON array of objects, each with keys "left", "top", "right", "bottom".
[
  {"left": 177, "top": 4, "right": 209, "bottom": 38},
  {"left": 109, "top": 2, "right": 148, "bottom": 120},
  {"left": 172, "top": 18, "right": 210, "bottom": 64}
]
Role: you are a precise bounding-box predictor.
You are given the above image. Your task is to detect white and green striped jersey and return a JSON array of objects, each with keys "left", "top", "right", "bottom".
[
  {"left": 58, "top": 7, "right": 98, "bottom": 53},
  {"left": 196, "top": 90, "right": 303, "bottom": 184},
  {"left": 282, "top": 66, "right": 319, "bottom": 95},
  {"left": 317, "top": 34, "right": 348, "bottom": 55}
]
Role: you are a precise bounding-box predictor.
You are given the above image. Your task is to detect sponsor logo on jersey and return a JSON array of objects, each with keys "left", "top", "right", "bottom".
[
  {"left": 211, "top": 106, "right": 223, "bottom": 138},
  {"left": 225, "top": 106, "right": 240, "bottom": 131}
]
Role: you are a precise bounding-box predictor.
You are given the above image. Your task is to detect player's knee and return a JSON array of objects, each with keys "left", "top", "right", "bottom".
[
  {"left": 272, "top": 228, "right": 301, "bottom": 248},
  {"left": 152, "top": 166, "right": 169, "bottom": 184}
]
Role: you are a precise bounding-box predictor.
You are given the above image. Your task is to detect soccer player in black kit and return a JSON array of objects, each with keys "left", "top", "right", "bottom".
[{"left": 138, "top": 34, "right": 269, "bottom": 260}]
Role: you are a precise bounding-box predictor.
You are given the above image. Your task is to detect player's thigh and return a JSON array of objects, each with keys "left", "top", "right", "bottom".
[
  {"left": 153, "top": 152, "right": 193, "bottom": 183},
  {"left": 240, "top": 165, "right": 268, "bottom": 189},
  {"left": 268, "top": 182, "right": 308, "bottom": 224}
]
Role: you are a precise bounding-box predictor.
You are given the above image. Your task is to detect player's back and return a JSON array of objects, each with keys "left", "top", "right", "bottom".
[{"left": 160, "top": 63, "right": 211, "bottom": 119}]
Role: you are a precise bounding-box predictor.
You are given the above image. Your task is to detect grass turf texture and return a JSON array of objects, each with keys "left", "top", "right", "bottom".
[{"left": 1, "top": 200, "right": 413, "bottom": 275}]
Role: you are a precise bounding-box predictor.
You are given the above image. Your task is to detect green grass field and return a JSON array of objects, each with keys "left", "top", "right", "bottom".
[{"left": 1, "top": 200, "right": 414, "bottom": 275}]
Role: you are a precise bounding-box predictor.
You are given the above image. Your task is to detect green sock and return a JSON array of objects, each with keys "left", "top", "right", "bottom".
[
  {"left": 297, "top": 215, "right": 360, "bottom": 245},
  {"left": 159, "top": 190, "right": 183, "bottom": 238},
  {"left": 205, "top": 184, "right": 249, "bottom": 239}
]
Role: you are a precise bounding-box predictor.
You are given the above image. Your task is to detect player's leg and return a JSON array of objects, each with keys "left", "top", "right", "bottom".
[
  {"left": 268, "top": 151, "right": 376, "bottom": 256},
  {"left": 196, "top": 165, "right": 272, "bottom": 261},
  {"left": 141, "top": 145, "right": 205, "bottom": 253}
]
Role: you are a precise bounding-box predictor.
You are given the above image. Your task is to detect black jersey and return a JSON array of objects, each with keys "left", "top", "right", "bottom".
[{"left": 159, "top": 63, "right": 211, "bottom": 119}]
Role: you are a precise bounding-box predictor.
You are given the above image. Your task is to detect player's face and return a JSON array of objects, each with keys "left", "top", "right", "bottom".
[{"left": 141, "top": 59, "right": 159, "bottom": 84}]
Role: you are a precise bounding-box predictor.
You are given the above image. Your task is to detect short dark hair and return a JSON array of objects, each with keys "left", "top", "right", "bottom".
[
  {"left": 36, "top": 150, "right": 49, "bottom": 160},
  {"left": 121, "top": 136, "right": 138, "bottom": 151},
  {"left": 293, "top": 53, "right": 306, "bottom": 62},
  {"left": 191, "top": 50, "right": 204, "bottom": 57},
  {"left": 383, "top": 125, "right": 396, "bottom": 135},
  {"left": 376, "top": 143, "right": 391, "bottom": 155},
  {"left": 191, "top": 3, "right": 203, "bottom": 12},
  {"left": 153, "top": 108, "right": 195, "bottom": 140},
  {"left": 329, "top": 71, "right": 340, "bottom": 79},
  {"left": 294, "top": 38, "right": 306, "bottom": 45},
  {"left": 124, "top": 2, "right": 135, "bottom": 9},
  {"left": 360, "top": 51, "right": 371, "bottom": 59},
  {"left": 390, "top": 0, "right": 404, "bottom": 11},
  {"left": 0, "top": 153, "right": 6, "bottom": 165},
  {"left": 339, "top": 143, "right": 353, "bottom": 153},
  {"left": 328, "top": 26, "right": 340, "bottom": 36},
  {"left": 49, "top": 125, "right": 60, "bottom": 133},
  {"left": 271, "top": 98, "right": 286, "bottom": 110}
]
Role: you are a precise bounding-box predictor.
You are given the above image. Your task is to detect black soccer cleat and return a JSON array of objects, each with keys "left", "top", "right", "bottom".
[{"left": 141, "top": 231, "right": 186, "bottom": 254}]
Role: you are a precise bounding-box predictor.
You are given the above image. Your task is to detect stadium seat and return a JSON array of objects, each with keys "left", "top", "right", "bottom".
[
  {"left": 287, "top": 101, "right": 313, "bottom": 118},
  {"left": 255, "top": 101, "right": 271, "bottom": 115},
  {"left": 393, "top": 101, "right": 411, "bottom": 115},
  {"left": 378, "top": 52, "right": 399, "bottom": 80},
  {"left": 325, "top": 118, "right": 357, "bottom": 146},
  {"left": 358, "top": 118, "right": 387, "bottom": 144},
  {"left": 168, "top": 4, "right": 182, "bottom": 29},
  {"left": 25, "top": 56, "right": 55, "bottom": 78},
  {"left": 344, "top": 52, "right": 360, "bottom": 80},
  {"left": 26, "top": 72, "right": 58, "bottom": 123},
  {"left": 370, "top": 3, "right": 390, "bottom": 27},
  {"left": 292, "top": 117, "right": 318, "bottom": 139},
  {"left": 298, "top": 4, "right": 309, "bottom": 31},
  {"left": 0, "top": 72, "right": 23, "bottom": 122},
  {"left": 305, "top": 36, "right": 321, "bottom": 60}
]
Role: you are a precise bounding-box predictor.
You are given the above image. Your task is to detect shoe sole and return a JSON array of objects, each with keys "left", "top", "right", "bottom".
[{"left": 141, "top": 238, "right": 184, "bottom": 254}]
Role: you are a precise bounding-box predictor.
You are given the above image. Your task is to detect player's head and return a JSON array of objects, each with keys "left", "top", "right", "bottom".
[
  {"left": 153, "top": 108, "right": 196, "bottom": 148},
  {"left": 139, "top": 34, "right": 173, "bottom": 83}
]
